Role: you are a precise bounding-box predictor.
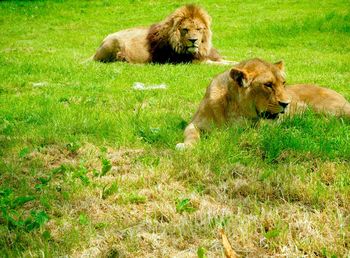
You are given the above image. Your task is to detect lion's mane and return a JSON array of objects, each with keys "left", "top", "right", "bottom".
[{"left": 147, "top": 5, "right": 217, "bottom": 63}]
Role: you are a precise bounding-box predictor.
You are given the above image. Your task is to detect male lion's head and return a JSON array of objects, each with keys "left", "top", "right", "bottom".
[
  {"left": 230, "top": 58, "right": 291, "bottom": 119},
  {"left": 163, "top": 5, "right": 212, "bottom": 57}
]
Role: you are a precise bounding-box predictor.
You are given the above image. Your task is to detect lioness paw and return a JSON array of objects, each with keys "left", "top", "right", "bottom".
[{"left": 175, "top": 143, "right": 188, "bottom": 151}]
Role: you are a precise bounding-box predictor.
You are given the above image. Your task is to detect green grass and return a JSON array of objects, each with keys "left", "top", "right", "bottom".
[{"left": 1, "top": 0, "right": 350, "bottom": 257}]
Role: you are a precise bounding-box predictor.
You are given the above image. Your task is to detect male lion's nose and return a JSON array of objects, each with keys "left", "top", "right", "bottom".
[
  {"left": 278, "top": 101, "right": 290, "bottom": 108},
  {"left": 189, "top": 38, "right": 198, "bottom": 44}
]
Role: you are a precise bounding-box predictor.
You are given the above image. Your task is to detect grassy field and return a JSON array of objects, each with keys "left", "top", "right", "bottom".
[{"left": 1, "top": 0, "right": 350, "bottom": 257}]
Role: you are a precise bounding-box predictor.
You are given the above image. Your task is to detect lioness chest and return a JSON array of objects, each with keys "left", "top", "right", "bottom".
[{"left": 207, "top": 73, "right": 257, "bottom": 123}]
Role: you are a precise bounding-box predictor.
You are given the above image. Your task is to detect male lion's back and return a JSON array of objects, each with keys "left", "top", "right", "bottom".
[{"left": 93, "top": 27, "right": 150, "bottom": 63}]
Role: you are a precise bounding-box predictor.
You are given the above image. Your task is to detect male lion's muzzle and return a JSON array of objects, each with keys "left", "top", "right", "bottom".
[{"left": 186, "top": 38, "right": 199, "bottom": 53}]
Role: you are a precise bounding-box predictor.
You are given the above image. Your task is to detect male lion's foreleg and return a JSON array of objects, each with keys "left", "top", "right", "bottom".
[
  {"left": 202, "top": 59, "right": 238, "bottom": 66},
  {"left": 176, "top": 123, "right": 200, "bottom": 150}
]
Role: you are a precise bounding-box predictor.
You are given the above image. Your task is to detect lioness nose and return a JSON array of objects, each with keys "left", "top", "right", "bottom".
[
  {"left": 278, "top": 101, "right": 289, "bottom": 108},
  {"left": 189, "top": 38, "right": 197, "bottom": 44}
]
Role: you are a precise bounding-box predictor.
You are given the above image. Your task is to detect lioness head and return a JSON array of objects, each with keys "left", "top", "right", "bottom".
[
  {"left": 167, "top": 5, "right": 212, "bottom": 56},
  {"left": 230, "top": 58, "right": 291, "bottom": 119}
]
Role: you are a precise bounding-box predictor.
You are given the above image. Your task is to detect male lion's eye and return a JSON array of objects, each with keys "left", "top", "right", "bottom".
[{"left": 264, "top": 82, "right": 273, "bottom": 88}]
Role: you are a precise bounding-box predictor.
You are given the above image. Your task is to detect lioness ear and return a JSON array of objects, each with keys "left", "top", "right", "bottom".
[
  {"left": 274, "top": 60, "right": 284, "bottom": 71},
  {"left": 230, "top": 68, "right": 249, "bottom": 88}
]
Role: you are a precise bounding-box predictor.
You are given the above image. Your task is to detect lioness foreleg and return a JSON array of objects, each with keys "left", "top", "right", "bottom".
[{"left": 176, "top": 123, "right": 201, "bottom": 150}]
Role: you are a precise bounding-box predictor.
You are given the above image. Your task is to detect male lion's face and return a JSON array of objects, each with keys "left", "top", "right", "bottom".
[
  {"left": 178, "top": 18, "right": 206, "bottom": 54},
  {"left": 230, "top": 59, "right": 291, "bottom": 119}
]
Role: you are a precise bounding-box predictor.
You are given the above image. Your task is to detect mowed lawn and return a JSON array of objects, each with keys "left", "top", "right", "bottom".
[{"left": 1, "top": 0, "right": 350, "bottom": 257}]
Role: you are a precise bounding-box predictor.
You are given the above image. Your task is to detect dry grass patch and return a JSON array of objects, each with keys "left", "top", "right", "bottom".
[{"left": 2, "top": 141, "right": 349, "bottom": 257}]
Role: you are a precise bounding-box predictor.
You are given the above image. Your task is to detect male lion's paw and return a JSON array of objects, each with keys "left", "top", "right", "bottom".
[
  {"left": 205, "top": 60, "right": 238, "bottom": 66},
  {"left": 219, "top": 60, "right": 239, "bottom": 66},
  {"left": 175, "top": 143, "right": 188, "bottom": 151}
]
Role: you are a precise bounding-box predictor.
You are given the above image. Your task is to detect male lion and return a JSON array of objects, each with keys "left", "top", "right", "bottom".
[
  {"left": 93, "top": 5, "right": 230, "bottom": 64},
  {"left": 176, "top": 58, "right": 350, "bottom": 149}
]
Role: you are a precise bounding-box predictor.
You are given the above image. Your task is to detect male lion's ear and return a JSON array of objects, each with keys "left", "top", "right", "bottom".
[
  {"left": 274, "top": 60, "right": 284, "bottom": 71},
  {"left": 230, "top": 68, "right": 249, "bottom": 88}
]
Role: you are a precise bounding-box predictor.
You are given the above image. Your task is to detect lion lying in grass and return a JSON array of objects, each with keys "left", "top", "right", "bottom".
[
  {"left": 176, "top": 58, "right": 350, "bottom": 149},
  {"left": 93, "top": 5, "right": 232, "bottom": 64}
]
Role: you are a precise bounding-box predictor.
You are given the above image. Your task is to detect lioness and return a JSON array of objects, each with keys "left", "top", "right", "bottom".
[
  {"left": 93, "top": 5, "right": 232, "bottom": 64},
  {"left": 176, "top": 58, "right": 350, "bottom": 149}
]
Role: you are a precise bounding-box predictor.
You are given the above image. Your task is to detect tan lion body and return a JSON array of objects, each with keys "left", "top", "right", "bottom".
[
  {"left": 93, "top": 5, "right": 230, "bottom": 64},
  {"left": 286, "top": 84, "right": 350, "bottom": 116},
  {"left": 177, "top": 58, "right": 350, "bottom": 149},
  {"left": 94, "top": 28, "right": 150, "bottom": 63}
]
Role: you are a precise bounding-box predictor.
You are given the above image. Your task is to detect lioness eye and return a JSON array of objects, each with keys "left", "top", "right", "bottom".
[
  {"left": 182, "top": 28, "right": 188, "bottom": 33},
  {"left": 264, "top": 82, "right": 273, "bottom": 88}
]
